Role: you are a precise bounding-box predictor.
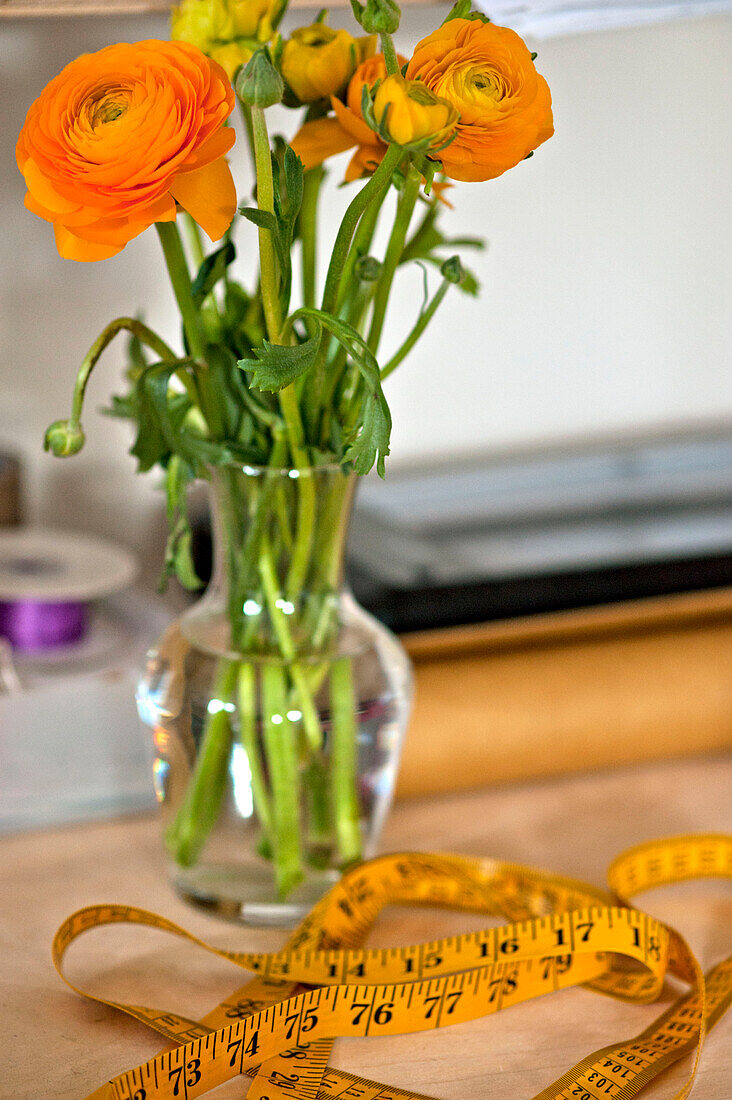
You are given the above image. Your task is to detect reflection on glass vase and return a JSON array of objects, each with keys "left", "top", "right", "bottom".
[{"left": 137, "top": 463, "right": 412, "bottom": 925}]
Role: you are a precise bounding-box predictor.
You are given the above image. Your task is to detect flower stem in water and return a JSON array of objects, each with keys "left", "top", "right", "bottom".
[
  {"left": 236, "top": 662, "right": 273, "bottom": 852},
  {"left": 261, "top": 662, "right": 303, "bottom": 897},
  {"left": 165, "top": 660, "right": 238, "bottom": 867},
  {"left": 330, "top": 656, "right": 362, "bottom": 866}
]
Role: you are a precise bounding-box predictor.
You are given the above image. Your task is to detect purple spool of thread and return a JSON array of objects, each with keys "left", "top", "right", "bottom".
[{"left": 0, "top": 598, "right": 87, "bottom": 652}]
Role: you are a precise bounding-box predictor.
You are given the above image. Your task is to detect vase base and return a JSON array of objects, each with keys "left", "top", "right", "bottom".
[{"left": 169, "top": 862, "right": 341, "bottom": 927}]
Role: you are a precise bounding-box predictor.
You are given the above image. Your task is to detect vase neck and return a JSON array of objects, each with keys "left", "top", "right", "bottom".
[{"left": 203, "top": 464, "right": 355, "bottom": 656}]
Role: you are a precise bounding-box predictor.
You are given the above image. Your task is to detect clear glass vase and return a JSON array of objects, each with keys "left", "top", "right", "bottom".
[{"left": 137, "top": 463, "right": 412, "bottom": 924}]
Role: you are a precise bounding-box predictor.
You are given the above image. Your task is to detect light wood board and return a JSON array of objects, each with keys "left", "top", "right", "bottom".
[{"left": 2, "top": 754, "right": 730, "bottom": 1098}]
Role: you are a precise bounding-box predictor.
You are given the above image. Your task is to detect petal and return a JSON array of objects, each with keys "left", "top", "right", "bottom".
[
  {"left": 54, "top": 224, "right": 123, "bottom": 262},
  {"left": 179, "top": 123, "right": 236, "bottom": 171},
  {"left": 169, "top": 156, "right": 236, "bottom": 242},
  {"left": 331, "top": 96, "right": 376, "bottom": 146},
  {"left": 344, "top": 143, "right": 384, "bottom": 182},
  {"left": 290, "top": 117, "right": 356, "bottom": 171},
  {"left": 24, "top": 190, "right": 54, "bottom": 223},
  {"left": 23, "top": 157, "right": 80, "bottom": 215}
]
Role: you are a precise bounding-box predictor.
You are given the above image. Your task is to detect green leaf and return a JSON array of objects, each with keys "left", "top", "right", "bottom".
[
  {"left": 171, "top": 527, "right": 201, "bottom": 591},
  {"left": 239, "top": 205, "right": 289, "bottom": 279},
  {"left": 442, "top": 0, "right": 490, "bottom": 22},
  {"left": 160, "top": 456, "right": 202, "bottom": 592},
  {"left": 401, "top": 224, "right": 485, "bottom": 267},
  {"left": 239, "top": 206, "right": 278, "bottom": 233},
  {"left": 292, "top": 307, "right": 392, "bottom": 476},
  {"left": 238, "top": 336, "right": 318, "bottom": 392},
  {"left": 191, "top": 241, "right": 236, "bottom": 307},
  {"left": 223, "top": 280, "right": 251, "bottom": 329},
  {"left": 204, "top": 343, "right": 242, "bottom": 440},
  {"left": 126, "top": 325, "right": 149, "bottom": 378},
  {"left": 457, "top": 266, "right": 480, "bottom": 296},
  {"left": 444, "top": 235, "right": 486, "bottom": 251},
  {"left": 103, "top": 393, "right": 137, "bottom": 420},
  {"left": 130, "top": 363, "right": 177, "bottom": 472},
  {"left": 130, "top": 360, "right": 231, "bottom": 474},
  {"left": 345, "top": 391, "right": 392, "bottom": 477},
  {"left": 165, "top": 452, "right": 189, "bottom": 527},
  {"left": 283, "top": 146, "right": 304, "bottom": 231},
  {"left": 271, "top": 144, "right": 304, "bottom": 320}
]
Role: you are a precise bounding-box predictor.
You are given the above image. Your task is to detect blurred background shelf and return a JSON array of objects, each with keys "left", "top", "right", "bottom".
[
  {"left": 3, "top": 0, "right": 729, "bottom": 34},
  {"left": 398, "top": 585, "right": 732, "bottom": 796},
  {"left": 0, "top": 0, "right": 427, "bottom": 13},
  {"left": 347, "top": 424, "right": 732, "bottom": 633}
]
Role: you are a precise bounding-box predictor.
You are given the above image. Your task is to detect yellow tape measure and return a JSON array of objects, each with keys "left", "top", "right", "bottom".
[{"left": 53, "top": 834, "right": 732, "bottom": 1100}]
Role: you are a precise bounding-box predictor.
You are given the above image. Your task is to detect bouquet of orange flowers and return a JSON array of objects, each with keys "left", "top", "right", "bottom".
[{"left": 17, "top": 0, "right": 553, "bottom": 900}]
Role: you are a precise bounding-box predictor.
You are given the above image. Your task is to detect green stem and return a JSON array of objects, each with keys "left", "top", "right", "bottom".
[
  {"left": 305, "top": 473, "right": 351, "bottom": 651},
  {"left": 285, "top": 470, "right": 316, "bottom": 605},
  {"left": 238, "top": 100, "right": 257, "bottom": 174},
  {"left": 259, "top": 537, "right": 322, "bottom": 752},
  {"left": 276, "top": 386, "right": 316, "bottom": 603},
  {"left": 278, "top": 383, "right": 308, "bottom": 461},
  {"left": 181, "top": 212, "right": 206, "bottom": 270},
  {"left": 67, "top": 317, "right": 180, "bottom": 428},
  {"left": 316, "top": 195, "right": 385, "bottom": 447},
  {"left": 181, "top": 212, "right": 227, "bottom": 345},
  {"left": 304, "top": 756, "right": 332, "bottom": 859},
  {"left": 250, "top": 105, "right": 281, "bottom": 343},
  {"left": 380, "top": 32, "right": 400, "bottom": 76},
  {"left": 402, "top": 196, "right": 440, "bottom": 265},
  {"left": 237, "top": 662, "right": 273, "bottom": 847},
  {"left": 300, "top": 166, "right": 324, "bottom": 315},
  {"left": 221, "top": 439, "right": 288, "bottom": 652},
  {"left": 320, "top": 143, "right": 403, "bottom": 324},
  {"left": 367, "top": 164, "right": 422, "bottom": 356},
  {"left": 380, "top": 277, "right": 451, "bottom": 380},
  {"left": 250, "top": 107, "right": 307, "bottom": 467},
  {"left": 165, "top": 660, "right": 238, "bottom": 867},
  {"left": 330, "top": 656, "right": 362, "bottom": 866},
  {"left": 307, "top": 143, "right": 404, "bottom": 432},
  {"left": 261, "top": 662, "right": 303, "bottom": 897},
  {"left": 334, "top": 179, "right": 384, "bottom": 313},
  {"left": 156, "top": 222, "right": 206, "bottom": 362},
  {"left": 319, "top": 282, "right": 376, "bottom": 448}
]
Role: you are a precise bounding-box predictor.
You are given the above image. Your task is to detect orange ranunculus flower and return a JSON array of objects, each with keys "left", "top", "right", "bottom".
[
  {"left": 290, "top": 52, "right": 407, "bottom": 182},
  {"left": 16, "top": 40, "right": 237, "bottom": 262},
  {"left": 405, "top": 19, "right": 554, "bottom": 183}
]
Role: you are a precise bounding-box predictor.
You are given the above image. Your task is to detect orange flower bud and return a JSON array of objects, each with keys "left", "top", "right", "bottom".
[{"left": 372, "top": 75, "right": 458, "bottom": 151}]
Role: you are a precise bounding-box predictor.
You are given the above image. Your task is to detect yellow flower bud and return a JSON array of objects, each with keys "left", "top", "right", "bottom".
[
  {"left": 281, "top": 25, "right": 375, "bottom": 104},
  {"left": 171, "top": 0, "right": 279, "bottom": 61},
  {"left": 211, "top": 41, "right": 253, "bottom": 79},
  {"left": 170, "top": 0, "right": 218, "bottom": 53},
  {"left": 372, "top": 75, "right": 458, "bottom": 151},
  {"left": 226, "top": 0, "right": 281, "bottom": 40}
]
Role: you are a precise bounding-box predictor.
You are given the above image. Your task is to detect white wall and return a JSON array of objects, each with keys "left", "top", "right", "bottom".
[{"left": 1, "top": 10, "right": 730, "bottom": 550}]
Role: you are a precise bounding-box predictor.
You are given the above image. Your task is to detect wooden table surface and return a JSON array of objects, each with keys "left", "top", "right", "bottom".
[{"left": 3, "top": 754, "right": 731, "bottom": 1100}]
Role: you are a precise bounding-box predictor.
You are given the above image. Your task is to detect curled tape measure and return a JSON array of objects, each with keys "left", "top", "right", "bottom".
[{"left": 53, "top": 834, "right": 732, "bottom": 1100}]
